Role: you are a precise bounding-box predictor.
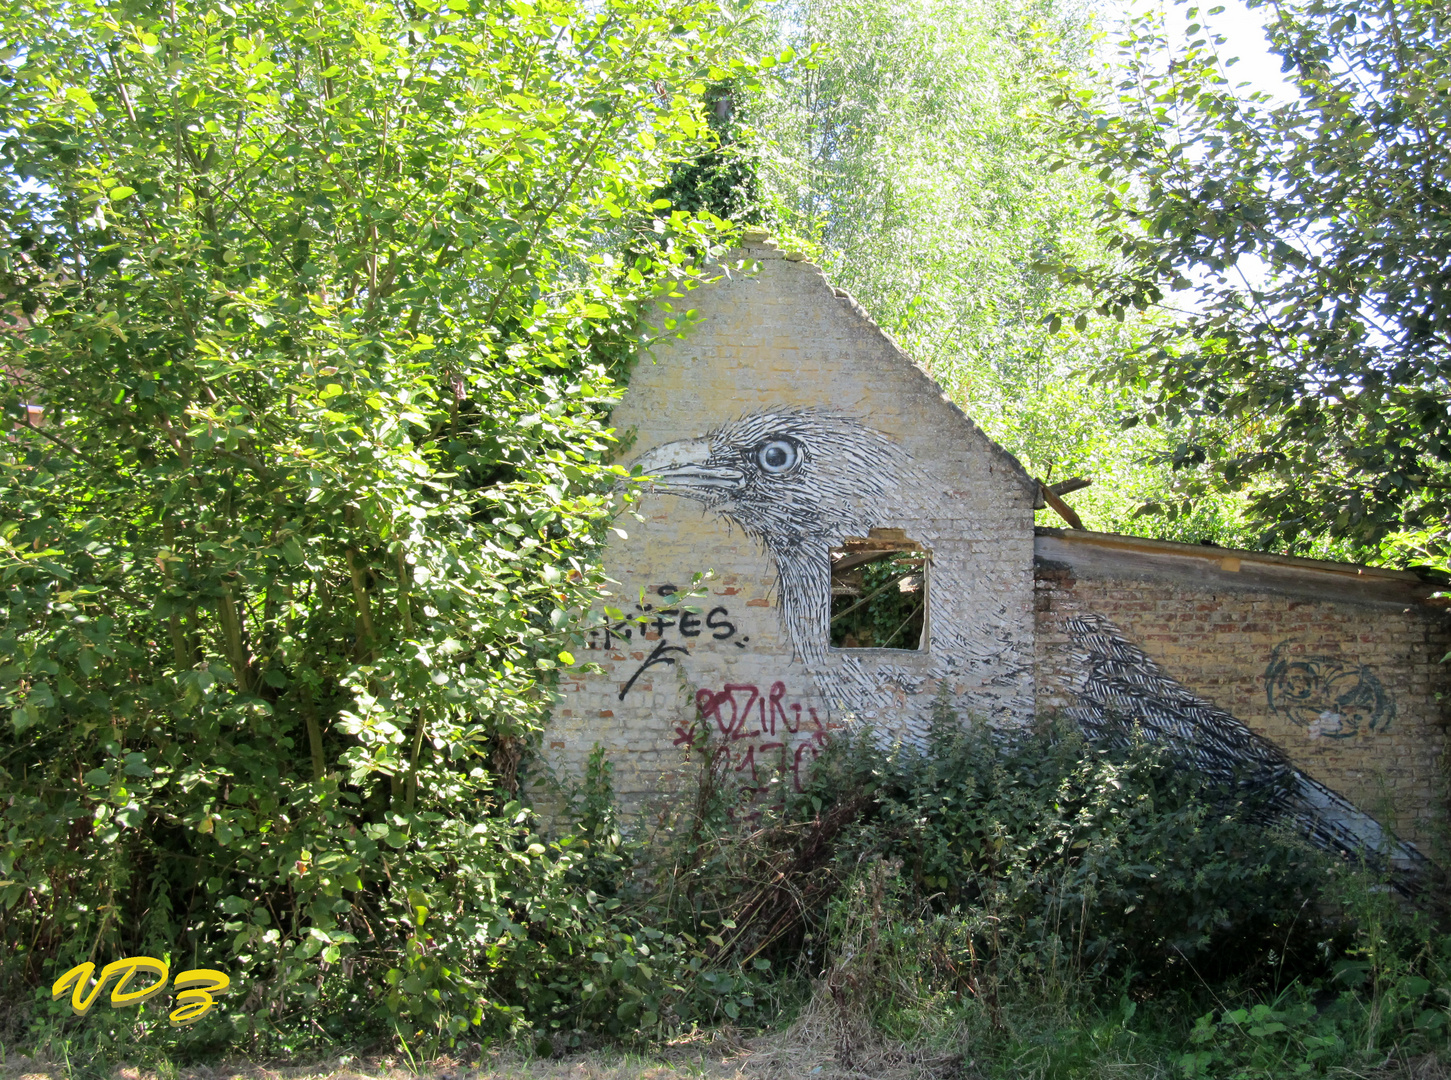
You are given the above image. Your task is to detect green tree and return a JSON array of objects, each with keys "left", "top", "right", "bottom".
[
  {"left": 0, "top": 0, "right": 749, "bottom": 1049},
  {"left": 1040, "top": 0, "right": 1451, "bottom": 564},
  {"left": 653, "top": 79, "right": 767, "bottom": 223},
  {"left": 747, "top": 0, "right": 1269, "bottom": 545}
]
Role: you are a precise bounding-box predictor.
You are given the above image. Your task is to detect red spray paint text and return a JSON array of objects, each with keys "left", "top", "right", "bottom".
[{"left": 675, "top": 681, "right": 836, "bottom": 793}]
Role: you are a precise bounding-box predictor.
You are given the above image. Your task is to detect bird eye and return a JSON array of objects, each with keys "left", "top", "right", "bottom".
[{"left": 754, "top": 438, "right": 801, "bottom": 475}]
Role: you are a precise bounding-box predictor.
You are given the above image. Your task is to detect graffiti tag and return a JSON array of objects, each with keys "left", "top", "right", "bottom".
[
  {"left": 677, "top": 680, "right": 832, "bottom": 792},
  {"left": 592, "top": 587, "right": 751, "bottom": 700},
  {"left": 1264, "top": 641, "right": 1395, "bottom": 739}
]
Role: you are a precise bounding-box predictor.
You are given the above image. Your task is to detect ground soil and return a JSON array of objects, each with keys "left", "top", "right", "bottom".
[
  {"left": 2, "top": 1030, "right": 1444, "bottom": 1080},
  {"left": 0, "top": 1024, "right": 970, "bottom": 1080}
]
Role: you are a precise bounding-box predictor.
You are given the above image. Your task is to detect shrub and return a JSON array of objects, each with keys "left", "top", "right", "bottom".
[
  {"left": 668, "top": 707, "right": 1334, "bottom": 999},
  {"left": 0, "top": 0, "right": 750, "bottom": 1060},
  {"left": 658, "top": 704, "right": 1451, "bottom": 1074},
  {"left": 800, "top": 713, "right": 1333, "bottom": 991}
]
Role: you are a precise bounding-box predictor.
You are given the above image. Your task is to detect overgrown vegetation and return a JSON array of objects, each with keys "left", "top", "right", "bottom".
[
  {"left": 0, "top": 0, "right": 757, "bottom": 1059},
  {"left": 10, "top": 638, "right": 1451, "bottom": 1072},
  {"left": 741, "top": 0, "right": 1303, "bottom": 551},
  {"left": 621, "top": 712, "right": 1451, "bottom": 1078},
  {"left": 1037, "top": 0, "right": 1451, "bottom": 568},
  {"left": 5, "top": 0, "right": 1450, "bottom": 1073},
  {"left": 829, "top": 552, "right": 926, "bottom": 649}
]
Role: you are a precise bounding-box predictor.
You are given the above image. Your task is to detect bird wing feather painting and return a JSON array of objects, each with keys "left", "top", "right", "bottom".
[
  {"left": 1061, "top": 612, "right": 1425, "bottom": 883},
  {"left": 630, "top": 407, "right": 1425, "bottom": 882}
]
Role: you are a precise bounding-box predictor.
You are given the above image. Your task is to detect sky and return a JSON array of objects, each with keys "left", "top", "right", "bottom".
[
  {"left": 1106, "top": 0, "right": 1306, "bottom": 299},
  {"left": 1200, "top": 0, "right": 1293, "bottom": 99},
  {"left": 1117, "top": 0, "right": 1298, "bottom": 103}
]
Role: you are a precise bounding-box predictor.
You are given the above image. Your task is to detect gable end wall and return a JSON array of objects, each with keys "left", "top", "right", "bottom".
[{"left": 541, "top": 242, "right": 1038, "bottom": 813}]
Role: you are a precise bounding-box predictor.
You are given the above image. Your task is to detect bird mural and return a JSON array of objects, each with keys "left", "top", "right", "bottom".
[
  {"left": 1062, "top": 612, "right": 1425, "bottom": 883},
  {"left": 629, "top": 407, "right": 1030, "bottom": 741},
  {"left": 629, "top": 406, "right": 1427, "bottom": 884},
  {"left": 630, "top": 409, "right": 908, "bottom": 668}
]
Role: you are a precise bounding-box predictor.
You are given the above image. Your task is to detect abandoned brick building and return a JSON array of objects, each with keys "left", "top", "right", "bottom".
[{"left": 541, "top": 233, "right": 1450, "bottom": 867}]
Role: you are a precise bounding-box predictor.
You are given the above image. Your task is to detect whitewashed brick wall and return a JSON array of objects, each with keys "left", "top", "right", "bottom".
[{"left": 539, "top": 239, "right": 1039, "bottom": 814}]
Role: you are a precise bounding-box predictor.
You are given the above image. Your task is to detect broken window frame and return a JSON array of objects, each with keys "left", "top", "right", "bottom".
[{"left": 828, "top": 529, "right": 929, "bottom": 651}]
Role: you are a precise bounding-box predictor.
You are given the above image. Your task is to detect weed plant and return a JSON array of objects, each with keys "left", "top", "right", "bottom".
[{"left": 633, "top": 702, "right": 1451, "bottom": 1077}]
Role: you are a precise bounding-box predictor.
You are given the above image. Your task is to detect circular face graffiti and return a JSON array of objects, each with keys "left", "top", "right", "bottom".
[{"left": 1264, "top": 642, "right": 1395, "bottom": 739}]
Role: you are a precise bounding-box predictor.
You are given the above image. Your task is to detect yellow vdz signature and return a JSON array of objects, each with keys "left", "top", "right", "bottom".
[{"left": 52, "top": 958, "right": 229, "bottom": 1026}]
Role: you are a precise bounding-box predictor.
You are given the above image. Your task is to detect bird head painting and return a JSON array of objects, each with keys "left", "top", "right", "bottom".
[
  {"left": 625, "top": 407, "right": 1044, "bottom": 739},
  {"left": 630, "top": 409, "right": 910, "bottom": 667}
]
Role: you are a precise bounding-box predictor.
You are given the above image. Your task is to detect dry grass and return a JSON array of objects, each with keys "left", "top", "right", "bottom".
[
  {"left": 0, "top": 1047, "right": 748, "bottom": 1080},
  {"left": 2, "top": 1033, "right": 1448, "bottom": 1080},
  {"left": 0, "top": 1021, "right": 969, "bottom": 1080},
  {"left": 742, "top": 997, "right": 968, "bottom": 1080}
]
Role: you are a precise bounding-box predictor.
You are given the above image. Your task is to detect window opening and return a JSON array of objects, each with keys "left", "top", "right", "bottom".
[{"left": 829, "top": 529, "right": 927, "bottom": 650}]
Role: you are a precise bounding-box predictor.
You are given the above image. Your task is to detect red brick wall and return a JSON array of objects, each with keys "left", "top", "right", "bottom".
[{"left": 1034, "top": 532, "right": 1451, "bottom": 855}]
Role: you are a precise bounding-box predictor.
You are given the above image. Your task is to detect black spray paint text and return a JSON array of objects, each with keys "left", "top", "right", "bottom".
[{"left": 588, "top": 588, "right": 751, "bottom": 700}]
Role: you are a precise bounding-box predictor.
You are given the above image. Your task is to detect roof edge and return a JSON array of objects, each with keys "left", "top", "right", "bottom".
[
  {"left": 731, "top": 232, "right": 1039, "bottom": 501},
  {"left": 1036, "top": 525, "right": 1446, "bottom": 605}
]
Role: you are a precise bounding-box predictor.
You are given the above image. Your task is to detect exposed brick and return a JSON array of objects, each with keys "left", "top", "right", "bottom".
[
  {"left": 1036, "top": 563, "right": 1451, "bottom": 854},
  {"left": 540, "top": 239, "right": 1036, "bottom": 817}
]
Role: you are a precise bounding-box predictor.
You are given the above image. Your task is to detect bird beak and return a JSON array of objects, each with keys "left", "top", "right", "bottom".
[{"left": 631, "top": 438, "right": 743, "bottom": 493}]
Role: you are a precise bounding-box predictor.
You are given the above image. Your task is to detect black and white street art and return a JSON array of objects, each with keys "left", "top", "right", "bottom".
[
  {"left": 630, "top": 408, "right": 1030, "bottom": 739},
  {"left": 629, "top": 408, "right": 1423, "bottom": 879},
  {"left": 1264, "top": 641, "right": 1395, "bottom": 739},
  {"left": 1062, "top": 612, "right": 1424, "bottom": 879},
  {"left": 631, "top": 409, "right": 906, "bottom": 667}
]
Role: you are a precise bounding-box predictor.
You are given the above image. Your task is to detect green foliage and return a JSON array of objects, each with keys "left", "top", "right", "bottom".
[
  {"left": 752, "top": 0, "right": 1097, "bottom": 360},
  {"left": 653, "top": 79, "right": 770, "bottom": 225},
  {"left": 1039, "top": 0, "right": 1451, "bottom": 566},
  {"left": 798, "top": 712, "right": 1331, "bottom": 990},
  {"left": 627, "top": 700, "right": 1336, "bottom": 1027},
  {"left": 0, "top": 0, "right": 755, "bottom": 1055},
  {"left": 733, "top": 714, "right": 1451, "bottom": 1076},
  {"left": 828, "top": 553, "right": 924, "bottom": 649},
  {"left": 1174, "top": 959, "right": 1451, "bottom": 1080},
  {"left": 745, "top": 0, "right": 1286, "bottom": 550},
  {"left": 1178, "top": 998, "right": 1343, "bottom": 1079},
  {"left": 367, "top": 749, "right": 764, "bottom": 1051}
]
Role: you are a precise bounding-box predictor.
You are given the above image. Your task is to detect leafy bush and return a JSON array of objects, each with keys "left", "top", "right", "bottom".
[
  {"left": 661, "top": 705, "right": 1451, "bottom": 1075},
  {"left": 0, "top": 0, "right": 753, "bottom": 1059},
  {"left": 800, "top": 713, "right": 1332, "bottom": 990},
  {"left": 670, "top": 706, "right": 1332, "bottom": 997},
  {"left": 1177, "top": 945, "right": 1451, "bottom": 1080},
  {"left": 609, "top": 702, "right": 1343, "bottom": 1058}
]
